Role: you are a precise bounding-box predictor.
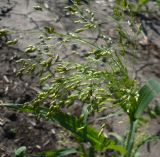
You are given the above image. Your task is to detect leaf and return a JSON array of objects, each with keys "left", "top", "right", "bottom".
[
  {"left": 108, "top": 132, "right": 123, "bottom": 144},
  {"left": 156, "top": 0, "right": 160, "bottom": 5},
  {"left": 135, "top": 79, "right": 160, "bottom": 119},
  {"left": 51, "top": 111, "right": 126, "bottom": 154},
  {"left": 37, "top": 148, "right": 77, "bottom": 157},
  {"left": 1, "top": 104, "right": 126, "bottom": 155},
  {"left": 15, "top": 146, "right": 27, "bottom": 157}
]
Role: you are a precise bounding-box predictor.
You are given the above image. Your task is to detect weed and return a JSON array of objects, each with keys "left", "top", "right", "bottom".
[{"left": 1, "top": 0, "right": 160, "bottom": 157}]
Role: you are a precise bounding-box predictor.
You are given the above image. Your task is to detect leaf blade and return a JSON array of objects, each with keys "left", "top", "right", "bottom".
[
  {"left": 1, "top": 103, "right": 126, "bottom": 155},
  {"left": 36, "top": 148, "right": 77, "bottom": 157},
  {"left": 135, "top": 79, "right": 160, "bottom": 119}
]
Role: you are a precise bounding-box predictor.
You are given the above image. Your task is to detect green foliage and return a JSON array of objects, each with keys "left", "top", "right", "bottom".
[
  {"left": 138, "top": 0, "right": 149, "bottom": 6},
  {"left": 157, "top": 0, "right": 160, "bottom": 5},
  {"left": 3, "top": 103, "right": 126, "bottom": 155},
  {"left": 37, "top": 148, "right": 78, "bottom": 157},
  {"left": 135, "top": 79, "right": 160, "bottom": 119},
  {"left": 15, "top": 146, "right": 27, "bottom": 157},
  {"left": 1, "top": 0, "right": 160, "bottom": 157}
]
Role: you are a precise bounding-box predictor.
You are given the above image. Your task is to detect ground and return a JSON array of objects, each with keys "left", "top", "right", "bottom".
[{"left": 0, "top": 0, "right": 160, "bottom": 157}]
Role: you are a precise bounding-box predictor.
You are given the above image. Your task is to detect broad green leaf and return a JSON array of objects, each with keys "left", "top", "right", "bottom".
[
  {"left": 15, "top": 146, "right": 27, "bottom": 157},
  {"left": 2, "top": 104, "right": 126, "bottom": 155},
  {"left": 37, "top": 148, "right": 77, "bottom": 157},
  {"left": 50, "top": 111, "right": 126, "bottom": 154},
  {"left": 135, "top": 79, "right": 160, "bottom": 119}
]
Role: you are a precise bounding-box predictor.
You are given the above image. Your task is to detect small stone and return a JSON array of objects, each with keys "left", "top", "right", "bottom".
[
  {"left": 36, "top": 145, "right": 41, "bottom": 150},
  {"left": 51, "top": 129, "right": 56, "bottom": 134},
  {"left": 0, "top": 118, "right": 6, "bottom": 126}
]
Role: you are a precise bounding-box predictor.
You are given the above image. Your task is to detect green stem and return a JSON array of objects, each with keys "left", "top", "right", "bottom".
[
  {"left": 125, "top": 120, "right": 138, "bottom": 157},
  {"left": 88, "top": 146, "right": 95, "bottom": 157},
  {"left": 80, "top": 144, "right": 87, "bottom": 157}
]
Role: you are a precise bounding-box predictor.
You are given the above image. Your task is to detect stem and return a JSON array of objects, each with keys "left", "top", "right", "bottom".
[
  {"left": 80, "top": 144, "right": 87, "bottom": 157},
  {"left": 88, "top": 146, "right": 95, "bottom": 157},
  {"left": 125, "top": 120, "right": 138, "bottom": 157}
]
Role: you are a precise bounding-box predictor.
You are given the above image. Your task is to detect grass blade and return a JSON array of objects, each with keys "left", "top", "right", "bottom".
[
  {"left": 51, "top": 111, "right": 126, "bottom": 154},
  {"left": 36, "top": 148, "right": 77, "bottom": 157},
  {"left": 1, "top": 103, "right": 126, "bottom": 155},
  {"left": 135, "top": 79, "right": 160, "bottom": 119}
]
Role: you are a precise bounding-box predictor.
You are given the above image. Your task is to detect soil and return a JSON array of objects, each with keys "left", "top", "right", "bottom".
[
  {"left": 0, "top": 45, "right": 59, "bottom": 156},
  {"left": 0, "top": 0, "right": 160, "bottom": 157}
]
